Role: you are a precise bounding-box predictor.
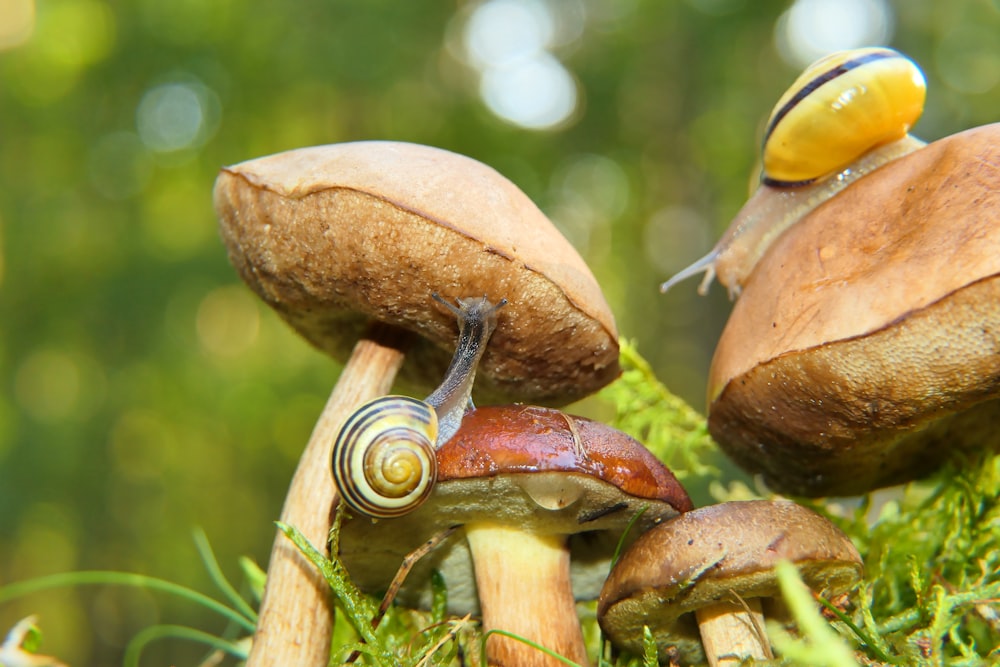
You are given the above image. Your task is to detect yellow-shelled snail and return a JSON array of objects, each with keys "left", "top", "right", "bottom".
[
  {"left": 661, "top": 47, "right": 927, "bottom": 299},
  {"left": 332, "top": 295, "right": 505, "bottom": 518}
]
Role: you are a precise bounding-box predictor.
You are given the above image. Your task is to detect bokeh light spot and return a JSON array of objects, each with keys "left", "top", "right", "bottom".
[
  {"left": 141, "top": 175, "right": 215, "bottom": 260},
  {"left": 108, "top": 409, "right": 173, "bottom": 482},
  {"left": 35, "top": 0, "right": 115, "bottom": 68},
  {"left": 643, "top": 205, "right": 713, "bottom": 276},
  {"left": 462, "top": 0, "right": 580, "bottom": 130},
  {"left": 548, "top": 154, "right": 629, "bottom": 254},
  {"left": 0, "top": 0, "right": 35, "bottom": 50},
  {"left": 196, "top": 285, "right": 261, "bottom": 359},
  {"left": 775, "top": 0, "right": 894, "bottom": 68},
  {"left": 463, "top": 0, "right": 553, "bottom": 69},
  {"left": 15, "top": 348, "right": 82, "bottom": 423},
  {"left": 136, "top": 79, "right": 221, "bottom": 153},
  {"left": 480, "top": 53, "right": 578, "bottom": 129}
]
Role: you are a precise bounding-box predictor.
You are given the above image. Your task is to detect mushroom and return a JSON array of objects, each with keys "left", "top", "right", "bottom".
[
  {"left": 706, "top": 123, "right": 1000, "bottom": 496},
  {"left": 337, "top": 405, "right": 694, "bottom": 667},
  {"left": 213, "top": 142, "right": 620, "bottom": 666},
  {"left": 598, "top": 499, "right": 863, "bottom": 666}
]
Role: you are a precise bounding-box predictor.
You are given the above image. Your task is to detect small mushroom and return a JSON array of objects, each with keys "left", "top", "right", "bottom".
[
  {"left": 338, "top": 405, "right": 693, "bottom": 667},
  {"left": 598, "top": 500, "right": 863, "bottom": 666},
  {"left": 213, "top": 142, "right": 620, "bottom": 665},
  {"left": 706, "top": 123, "right": 1000, "bottom": 496}
]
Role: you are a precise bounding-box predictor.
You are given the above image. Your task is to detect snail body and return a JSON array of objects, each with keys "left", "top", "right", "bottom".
[
  {"left": 332, "top": 296, "right": 505, "bottom": 518},
  {"left": 661, "top": 47, "right": 927, "bottom": 300}
]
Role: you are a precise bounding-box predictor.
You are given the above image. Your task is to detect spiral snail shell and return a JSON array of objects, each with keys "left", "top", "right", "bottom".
[
  {"left": 333, "top": 395, "right": 439, "bottom": 518},
  {"left": 661, "top": 47, "right": 928, "bottom": 299},
  {"left": 332, "top": 295, "right": 505, "bottom": 518}
]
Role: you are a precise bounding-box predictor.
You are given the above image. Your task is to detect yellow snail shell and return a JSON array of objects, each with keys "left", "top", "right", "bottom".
[
  {"left": 332, "top": 395, "right": 438, "bottom": 519},
  {"left": 661, "top": 47, "right": 927, "bottom": 300}
]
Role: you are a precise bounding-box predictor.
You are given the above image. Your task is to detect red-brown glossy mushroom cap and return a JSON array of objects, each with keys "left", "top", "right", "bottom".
[
  {"left": 708, "top": 124, "right": 1000, "bottom": 495},
  {"left": 598, "top": 500, "right": 863, "bottom": 664},
  {"left": 214, "top": 141, "right": 620, "bottom": 405},
  {"left": 338, "top": 405, "right": 692, "bottom": 613}
]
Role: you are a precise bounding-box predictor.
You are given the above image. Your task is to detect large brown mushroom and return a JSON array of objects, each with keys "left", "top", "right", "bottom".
[
  {"left": 338, "top": 405, "right": 693, "bottom": 667},
  {"left": 707, "top": 124, "right": 1000, "bottom": 496},
  {"left": 598, "top": 500, "right": 863, "bottom": 666},
  {"left": 213, "top": 142, "right": 620, "bottom": 666}
]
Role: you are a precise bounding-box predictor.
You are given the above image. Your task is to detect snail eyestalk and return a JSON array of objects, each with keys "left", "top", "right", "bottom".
[
  {"left": 332, "top": 294, "right": 506, "bottom": 519},
  {"left": 660, "top": 250, "right": 719, "bottom": 297},
  {"left": 427, "top": 295, "right": 506, "bottom": 445}
]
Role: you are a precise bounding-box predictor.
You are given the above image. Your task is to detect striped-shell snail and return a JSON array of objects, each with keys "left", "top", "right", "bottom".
[
  {"left": 661, "top": 47, "right": 927, "bottom": 300},
  {"left": 332, "top": 295, "right": 505, "bottom": 518}
]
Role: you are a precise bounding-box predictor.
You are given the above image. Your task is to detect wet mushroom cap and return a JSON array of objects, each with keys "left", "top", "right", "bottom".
[
  {"left": 337, "top": 405, "right": 693, "bottom": 614},
  {"left": 214, "top": 141, "right": 619, "bottom": 405},
  {"left": 598, "top": 499, "right": 863, "bottom": 664},
  {"left": 707, "top": 123, "right": 1000, "bottom": 496}
]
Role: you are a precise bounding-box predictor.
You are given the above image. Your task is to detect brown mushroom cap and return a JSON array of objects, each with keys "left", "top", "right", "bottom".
[
  {"left": 338, "top": 404, "right": 693, "bottom": 613},
  {"left": 598, "top": 500, "right": 863, "bottom": 665},
  {"left": 707, "top": 123, "right": 1000, "bottom": 496},
  {"left": 214, "top": 141, "right": 619, "bottom": 405}
]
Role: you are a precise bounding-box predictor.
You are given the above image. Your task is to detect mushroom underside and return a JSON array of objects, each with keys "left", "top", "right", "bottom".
[
  {"left": 709, "top": 274, "right": 1000, "bottom": 496},
  {"left": 602, "top": 557, "right": 862, "bottom": 664},
  {"left": 338, "top": 471, "right": 684, "bottom": 615},
  {"left": 217, "top": 180, "right": 619, "bottom": 405}
]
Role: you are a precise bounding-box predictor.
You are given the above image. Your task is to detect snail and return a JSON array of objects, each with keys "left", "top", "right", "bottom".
[
  {"left": 661, "top": 47, "right": 927, "bottom": 300},
  {"left": 332, "top": 295, "right": 505, "bottom": 518}
]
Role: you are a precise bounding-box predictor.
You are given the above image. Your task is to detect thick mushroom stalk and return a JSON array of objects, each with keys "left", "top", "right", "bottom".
[
  {"left": 251, "top": 324, "right": 408, "bottom": 667},
  {"left": 694, "top": 598, "right": 768, "bottom": 666},
  {"left": 466, "top": 524, "right": 587, "bottom": 667}
]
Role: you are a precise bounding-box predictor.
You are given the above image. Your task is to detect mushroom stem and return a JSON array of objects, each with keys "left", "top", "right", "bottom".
[
  {"left": 247, "top": 322, "right": 411, "bottom": 667},
  {"left": 465, "top": 522, "right": 589, "bottom": 667},
  {"left": 694, "top": 597, "right": 771, "bottom": 666}
]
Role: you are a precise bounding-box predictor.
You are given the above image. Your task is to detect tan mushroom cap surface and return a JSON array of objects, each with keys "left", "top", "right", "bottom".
[
  {"left": 598, "top": 500, "right": 863, "bottom": 665},
  {"left": 337, "top": 405, "right": 693, "bottom": 614},
  {"left": 707, "top": 123, "right": 1000, "bottom": 496},
  {"left": 214, "top": 141, "right": 619, "bottom": 405}
]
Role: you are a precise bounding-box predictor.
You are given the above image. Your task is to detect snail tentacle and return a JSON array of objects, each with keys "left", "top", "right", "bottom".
[
  {"left": 332, "top": 294, "right": 505, "bottom": 518},
  {"left": 426, "top": 295, "right": 506, "bottom": 446},
  {"left": 659, "top": 250, "right": 719, "bottom": 296}
]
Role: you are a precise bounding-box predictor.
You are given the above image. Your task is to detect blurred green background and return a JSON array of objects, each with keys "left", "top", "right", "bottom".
[{"left": 1, "top": 0, "right": 998, "bottom": 664}]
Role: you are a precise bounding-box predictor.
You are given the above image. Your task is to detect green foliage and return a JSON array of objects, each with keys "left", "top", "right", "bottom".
[
  {"left": 0, "top": 533, "right": 257, "bottom": 666},
  {"left": 597, "top": 339, "right": 721, "bottom": 484}
]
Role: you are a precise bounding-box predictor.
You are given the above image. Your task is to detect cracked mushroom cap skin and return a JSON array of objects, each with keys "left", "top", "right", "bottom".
[
  {"left": 707, "top": 124, "right": 1000, "bottom": 496},
  {"left": 598, "top": 500, "right": 863, "bottom": 665},
  {"left": 214, "top": 141, "right": 619, "bottom": 405},
  {"left": 337, "top": 405, "right": 693, "bottom": 614}
]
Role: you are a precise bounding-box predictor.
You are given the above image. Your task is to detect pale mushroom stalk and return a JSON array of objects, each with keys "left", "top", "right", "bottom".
[
  {"left": 258, "top": 296, "right": 502, "bottom": 663},
  {"left": 465, "top": 523, "right": 589, "bottom": 667},
  {"left": 693, "top": 598, "right": 770, "bottom": 667},
  {"left": 251, "top": 322, "right": 410, "bottom": 667}
]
